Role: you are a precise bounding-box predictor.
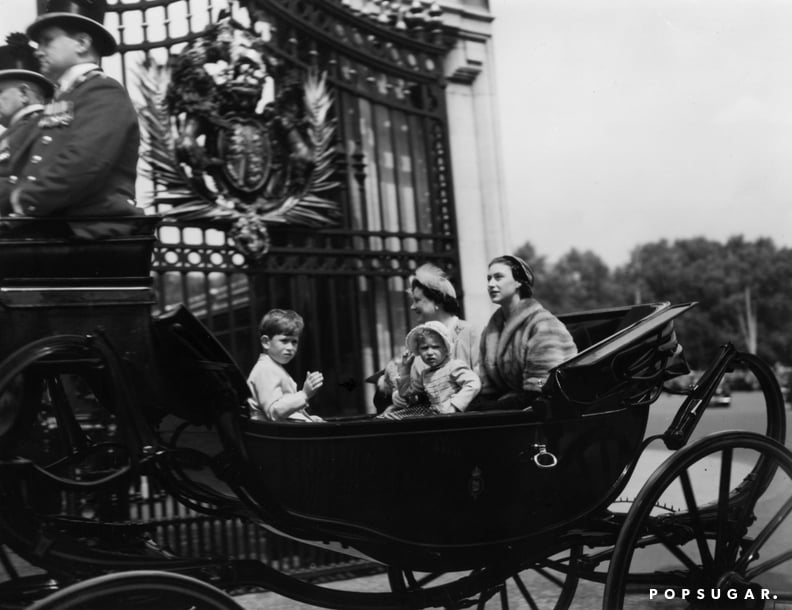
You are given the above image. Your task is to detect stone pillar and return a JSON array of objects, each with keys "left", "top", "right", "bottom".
[{"left": 442, "top": 1, "right": 510, "bottom": 332}]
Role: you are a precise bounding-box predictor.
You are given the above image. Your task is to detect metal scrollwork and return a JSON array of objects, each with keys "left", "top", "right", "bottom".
[{"left": 136, "top": 12, "right": 340, "bottom": 259}]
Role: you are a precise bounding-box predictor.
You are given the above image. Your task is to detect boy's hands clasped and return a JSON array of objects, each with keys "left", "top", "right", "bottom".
[{"left": 303, "top": 370, "right": 324, "bottom": 399}]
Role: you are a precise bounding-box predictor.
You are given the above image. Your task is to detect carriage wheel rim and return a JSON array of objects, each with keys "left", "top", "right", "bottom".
[{"left": 603, "top": 430, "right": 792, "bottom": 609}]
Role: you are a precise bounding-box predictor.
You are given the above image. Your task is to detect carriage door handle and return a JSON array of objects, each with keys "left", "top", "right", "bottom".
[{"left": 532, "top": 443, "right": 558, "bottom": 468}]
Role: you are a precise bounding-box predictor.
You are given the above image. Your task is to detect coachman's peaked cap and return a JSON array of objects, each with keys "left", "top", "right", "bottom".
[
  {"left": 0, "top": 33, "right": 55, "bottom": 98},
  {"left": 27, "top": 0, "right": 118, "bottom": 57}
]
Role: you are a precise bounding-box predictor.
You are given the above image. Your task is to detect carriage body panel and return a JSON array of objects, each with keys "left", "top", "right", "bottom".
[
  {"left": 239, "top": 405, "right": 649, "bottom": 570},
  {"left": 147, "top": 299, "right": 692, "bottom": 569}
]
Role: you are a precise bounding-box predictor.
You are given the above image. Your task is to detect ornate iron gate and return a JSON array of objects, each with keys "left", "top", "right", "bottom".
[
  {"left": 58, "top": 0, "right": 465, "bottom": 576},
  {"left": 110, "top": 0, "right": 461, "bottom": 417}
]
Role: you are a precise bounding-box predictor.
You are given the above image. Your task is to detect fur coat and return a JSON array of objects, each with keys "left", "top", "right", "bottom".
[{"left": 480, "top": 298, "right": 578, "bottom": 395}]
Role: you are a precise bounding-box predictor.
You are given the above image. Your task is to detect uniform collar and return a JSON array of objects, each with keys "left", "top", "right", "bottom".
[
  {"left": 57, "top": 63, "right": 101, "bottom": 97},
  {"left": 9, "top": 104, "right": 44, "bottom": 127}
]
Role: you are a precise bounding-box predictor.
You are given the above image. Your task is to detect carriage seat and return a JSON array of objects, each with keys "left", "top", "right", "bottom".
[{"left": 0, "top": 216, "right": 160, "bottom": 283}]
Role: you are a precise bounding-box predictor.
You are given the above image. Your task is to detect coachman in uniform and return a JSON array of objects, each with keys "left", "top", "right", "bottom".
[
  {"left": 0, "top": 34, "right": 55, "bottom": 215},
  {"left": 6, "top": 0, "right": 144, "bottom": 237}
]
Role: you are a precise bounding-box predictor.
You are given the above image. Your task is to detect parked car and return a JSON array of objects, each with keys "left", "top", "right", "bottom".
[
  {"left": 710, "top": 380, "right": 732, "bottom": 407},
  {"left": 664, "top": 370, "right": 731, "bottom": 407}
]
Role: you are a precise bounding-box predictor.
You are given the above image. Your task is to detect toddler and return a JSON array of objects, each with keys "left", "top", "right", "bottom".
[
  {"left": 247, "top": 309, "right": 324, "bottom": 422},
  {"left": 387, "top": 321, "right": 481, "bottom": 419}
]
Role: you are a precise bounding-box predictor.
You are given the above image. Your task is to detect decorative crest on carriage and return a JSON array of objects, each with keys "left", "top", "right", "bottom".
[{"left": 136, "top": 12, "right": 340, "bottom": 259}]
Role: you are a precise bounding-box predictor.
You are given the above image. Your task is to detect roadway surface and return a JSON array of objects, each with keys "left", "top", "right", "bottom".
[{"left": 234, "top": 391, "right": 792, "bottom": 609}]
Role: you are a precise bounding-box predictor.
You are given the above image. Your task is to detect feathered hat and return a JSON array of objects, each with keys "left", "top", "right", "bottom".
[
  {"left": 27, "top": 0, "right": 118, "bottom": 57},
  {"left": 0, "top": 33, "right": 55, "bottom": 98},
  {"left": 409, "top": 263, "right": 457, "bottom": 300}
]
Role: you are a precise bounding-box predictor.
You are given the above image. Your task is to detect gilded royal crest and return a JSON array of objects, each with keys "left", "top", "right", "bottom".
[
  {"left": 216, "top": 113, "right": 271, "bottom": 194},
  {"left": 136, "top": 13, "right": 339, "bottom": 259}
]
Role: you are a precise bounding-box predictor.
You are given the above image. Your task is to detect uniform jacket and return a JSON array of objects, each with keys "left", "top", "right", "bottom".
[
  {"left": 479, "top": 298, "right": 578, "bottom": 395},
  {"left": 7, "top": 68, "right": 143, "bottom": 236},
  {"left": 0, "top": 106, "right": 44, "bottom": 215}
]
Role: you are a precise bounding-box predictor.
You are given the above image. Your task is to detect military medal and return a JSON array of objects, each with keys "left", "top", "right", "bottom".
[{"left": 39, "top": 100, "right": 75, "bottom": 128}]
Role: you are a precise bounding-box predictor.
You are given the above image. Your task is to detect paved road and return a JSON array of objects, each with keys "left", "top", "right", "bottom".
[{"left": 233, "top": 392, "right": 792, "bottom": 609}]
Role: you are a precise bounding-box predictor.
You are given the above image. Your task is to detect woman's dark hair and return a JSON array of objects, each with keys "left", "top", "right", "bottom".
[
  {"left": 411, "top": 278, "right": 461, "bottom": 315},
  {"left": 489, "top": 255, "right": 534, "bottom": 299}
]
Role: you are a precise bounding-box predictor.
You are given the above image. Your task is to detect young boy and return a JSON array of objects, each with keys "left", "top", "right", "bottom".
[
  {"left": 387, "top": 321, "right": 481, "bottom": 418},
  {"left": 247, "top": 309, "right": 324, "bottom": 422}
]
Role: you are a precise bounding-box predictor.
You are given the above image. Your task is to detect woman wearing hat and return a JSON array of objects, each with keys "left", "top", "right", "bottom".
[
  {"left": 407, "top": 263, "right": 480, "bottom": 368},
  {"left": 373, "top": 263, "right": 480, "bottom": 413},
  {"left": 478, "top": 255, "right": 578, "bottom": 408}
]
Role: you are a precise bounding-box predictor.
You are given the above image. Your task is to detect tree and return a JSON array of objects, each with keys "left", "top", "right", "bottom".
[
  {"left": 512, "top": 242, "right": 629, "bottom": 313},
  {"left": 513, "top": 236, "right": 792, "bottom": 367},
  {"left": 621, "top": 236, "right": 792, "bottom": 366}
]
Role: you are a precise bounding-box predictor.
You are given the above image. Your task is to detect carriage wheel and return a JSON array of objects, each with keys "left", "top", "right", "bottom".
[
  {"left": 387, "top": 545, "right": 581, "bottom": 610},
  {"left": 674, "top": 350, "right": 786, "bottom": 449},
  {"left": 603, "top": 431, "right": 792, "bottom": 609},
  {"left": 712, "top": 351, "right": 785, "bottom": 445},
  {"left": 26, "top": 571, "right": 245, "bottom": 610},
  {"left": 0, "top": 336, "right": 136, "bottom": 503}
]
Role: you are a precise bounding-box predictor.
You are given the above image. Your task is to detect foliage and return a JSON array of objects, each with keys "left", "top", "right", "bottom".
[
  {"left": 514, "top": 236, "right": 792, "bottom": 367},
  {"left": 515, "top": 244, "right": 631, "bottom": 316}
]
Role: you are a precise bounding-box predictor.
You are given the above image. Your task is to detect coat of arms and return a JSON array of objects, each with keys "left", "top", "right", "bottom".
[{"left": 136, "top": 13, "right": 339, "bottom": 258}]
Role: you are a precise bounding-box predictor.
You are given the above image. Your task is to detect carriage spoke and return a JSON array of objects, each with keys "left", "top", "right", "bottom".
[
  {"left": 734, "top": 494, "right": 792, "bottom": 574},
  {"left": 0, "top": 545, "right": 19, "bottom": 580},
  {"left": 714, "top": 447, "right": 733, "bottom": 569},
  {"left": 533, "top": 567, "right": 565, "bottom": 588},
  {"left": 499, "top": 584, "right": 510, "bottom": 609},
  {"left": 745, "top": 548, "right": 792, "bottom": 580},
  {"left": 512, "top": 573, "right": 540, "bottom": 610},
  {"left": 733, "top": 453, "right": 768, "bottom": 532},
  {"left": 678, "top": 468, "right": 714, "bottom": 570},
  {"left": 46, "top": 375, "right": 90, "bottom": 454}
]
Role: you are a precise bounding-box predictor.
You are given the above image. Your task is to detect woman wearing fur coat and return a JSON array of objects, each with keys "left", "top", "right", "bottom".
[{"left": 478, "top": 254, "right": 578, "bottom": 409}]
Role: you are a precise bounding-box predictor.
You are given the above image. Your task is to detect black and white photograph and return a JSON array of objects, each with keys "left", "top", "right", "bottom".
[{"left": 0, "top": 0, "right": 791, "bottom": 608}]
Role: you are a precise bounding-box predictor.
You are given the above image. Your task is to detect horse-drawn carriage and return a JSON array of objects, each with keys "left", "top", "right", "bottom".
[{"left": 0, "top": 218, "right": 790, "bottom": 609}]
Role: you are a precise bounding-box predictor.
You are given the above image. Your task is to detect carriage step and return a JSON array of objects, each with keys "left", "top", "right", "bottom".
[{"left": 28, "top": 359, "right": 106, "bottom": 371}]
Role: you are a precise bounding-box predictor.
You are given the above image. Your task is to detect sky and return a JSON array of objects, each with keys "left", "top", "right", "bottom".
[
  {"left": 3, "top": 0, "right": 792, "bottom": 268},
  {"left": 490, "top": 0, "right": 792, "bottom": 267}
]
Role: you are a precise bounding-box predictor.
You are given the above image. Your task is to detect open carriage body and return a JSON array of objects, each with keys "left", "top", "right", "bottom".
[
  {"left": 0, "top": 220, "right": 790, "bottom": 609},
  {"left": 195, "top": 301, "right": 689, "bottom": 572}
]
